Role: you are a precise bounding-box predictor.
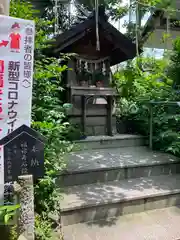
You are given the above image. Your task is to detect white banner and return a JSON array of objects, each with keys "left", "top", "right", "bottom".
[{"left": 0, "top": 15, "right": 35, "bottom": 202}]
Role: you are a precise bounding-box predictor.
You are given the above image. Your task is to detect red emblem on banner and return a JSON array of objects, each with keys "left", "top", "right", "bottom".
[
  {"left": 0, "top": 40, "right": 9, "bottom": 48},
  {"left": 10, "top": 22, "right": 21, "bottom": 53},
  {"left": 0, "top": 60, "right": 4, "bottom": 73}
]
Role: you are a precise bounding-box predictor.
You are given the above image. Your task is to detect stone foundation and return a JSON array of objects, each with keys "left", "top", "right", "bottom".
[{"left": 69, "top": 116, "right": 117, "bottom": 136}]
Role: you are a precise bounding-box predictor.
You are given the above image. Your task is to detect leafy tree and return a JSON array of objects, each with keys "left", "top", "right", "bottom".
[
  {"left": 114, "top": 35, "right": 180, "bottom": 156},
  {"left": 30, "top": 0, "right": 129, "bottom": 27},
  {"left": 124, "top": 0, "right": 173, "bottom": 41},
  {"left": 75, "top": 0, "right": 128, "bottom": 20},
  {"left": 167, "top": 37, "right": 180, "bottom": 89},
  {"left": 114, "top": 56, "right": 170, "bottom": 100},
  {"left": 29, "top": 0, "right": 75, "bottom": 31}
]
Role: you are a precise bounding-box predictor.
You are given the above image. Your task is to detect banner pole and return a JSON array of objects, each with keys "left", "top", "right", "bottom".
[{"left": 0, "top": 0, "right": 10, "bottom": 205}]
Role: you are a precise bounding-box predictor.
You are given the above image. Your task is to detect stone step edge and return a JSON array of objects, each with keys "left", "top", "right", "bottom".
[
  {"left": 59, "top": 160, "right": 180, "bottom": 176},
  {"left": 75, "top": 135, "right": 146, "bottom": 143},
  {"left": 60, "top": 188, "right": 180, "bottom": 213}
]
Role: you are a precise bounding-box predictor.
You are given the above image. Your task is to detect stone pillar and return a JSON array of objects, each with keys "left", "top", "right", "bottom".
[{"left": 18, "top": 175, "right": 34, "bottom": 240}]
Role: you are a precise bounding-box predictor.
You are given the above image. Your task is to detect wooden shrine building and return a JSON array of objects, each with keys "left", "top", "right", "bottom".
[{"left": 48, "top": 6, "right": 138, "bottom": 136}]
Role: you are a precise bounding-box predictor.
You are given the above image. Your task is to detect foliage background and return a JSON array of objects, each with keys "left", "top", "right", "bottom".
[
  {"left": 10, "top": 1, "right": 75, "bottom": 239},
  {"left": 9, "top": 0, "right": 180, "bottom": 239},
  {"left": 114, "top": 38, "right": 180, "bottom": 156}
]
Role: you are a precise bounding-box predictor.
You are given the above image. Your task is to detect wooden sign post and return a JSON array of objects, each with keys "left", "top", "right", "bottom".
[
  {"left": 0, "top": 124, "right": 45, "bottom": 183},
  {"left": 0, "top": 124, "right": 45, "bottom": 240}
]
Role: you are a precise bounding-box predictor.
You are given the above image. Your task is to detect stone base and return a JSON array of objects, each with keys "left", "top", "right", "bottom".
[
  {"left": 75, "top": 134, "right": 147, "bottom": 150},
  {"left": 69, "top": 116, "right": 117, "bottom": 136},
  {"left": 85, "top": 125, "right": 117, "bottom": 136}
]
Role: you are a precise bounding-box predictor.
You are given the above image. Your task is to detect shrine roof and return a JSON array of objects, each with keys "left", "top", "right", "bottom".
[
  {"left": 47, "top": 6, "right": 142, "bottom": 66},
  {"left": 140, "top": 8, "right": 180, "bottom": 46},
  {"left": 140, "top": 10, "right": 164, "bottom": 46}
]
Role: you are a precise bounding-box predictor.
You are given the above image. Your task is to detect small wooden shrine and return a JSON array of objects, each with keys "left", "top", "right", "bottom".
[{"left": 48, "top": 6, "right": 138, "bottom": 136}]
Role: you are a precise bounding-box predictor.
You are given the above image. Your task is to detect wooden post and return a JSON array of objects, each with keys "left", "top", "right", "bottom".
[
  {"left": 17, "top": 175, "right": 34, "bottom": 240},
  {"left": 107, "top": 96, "right": 113, "bottom": 136},
  {"left": 81, "top": 95, "right": 86, "bottom": 135},
  {"left": 0, "top": 0, "right": 10, "bottom": 15},
  {"left": 149, "top": 104, "right": 153, "bottom": 149}
]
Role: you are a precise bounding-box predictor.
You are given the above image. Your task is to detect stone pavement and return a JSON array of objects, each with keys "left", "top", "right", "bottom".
[{"left": 63, "top": 206, "right": 180, "bottom": 240}]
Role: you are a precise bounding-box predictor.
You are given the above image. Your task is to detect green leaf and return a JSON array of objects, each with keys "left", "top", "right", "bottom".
[
  {"left": 5, "top": 204, "right": 20, "bottom": 212},
  {"left": 4, "top": 213, "right": 14, "bottom": 225}
]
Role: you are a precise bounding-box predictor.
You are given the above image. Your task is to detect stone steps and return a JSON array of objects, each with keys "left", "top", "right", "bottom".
[
  {"left": 63, "top": 206, "right": 180, "bottom": 240},
  {"left": 75, "top": 134, "right": 147, "bottom": 150},
  {"left": 59, "top": 174, "right": 180, "bottom": 226},
  {"left": 58, "top": 134, "right": 180, "bottom": 238},
  {"left": 58, "top": 146, "right": 180, "bottom": 186}
]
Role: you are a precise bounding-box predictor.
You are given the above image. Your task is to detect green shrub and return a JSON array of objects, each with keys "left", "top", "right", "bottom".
[
  {"left": 114, "top": 53, "right": 180, "bottom": 155},
  {"left": 10, "top": 1, "right": 77, "bottom": 239}
]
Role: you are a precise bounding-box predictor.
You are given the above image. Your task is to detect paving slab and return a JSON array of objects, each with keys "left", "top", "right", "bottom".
[
  {"left": 65, "top": 146, "right": 179, "bottom": 173},
  {"left": 63, "top": 206, "right": 180, "bottom": 240},
  {"left": 60, "top": 174, "right": 180, "bottom": 211}
]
